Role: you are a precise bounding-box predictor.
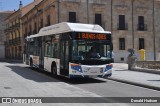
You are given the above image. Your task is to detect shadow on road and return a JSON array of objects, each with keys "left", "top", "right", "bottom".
[
  {"left": 6, "top": 65, "right": 60, "bottom": 82},
  {"left": 6, "top": 64, "right": 106, "bottom": 84}
]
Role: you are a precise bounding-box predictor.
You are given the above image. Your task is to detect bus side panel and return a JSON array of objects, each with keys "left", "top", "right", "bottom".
[
  {"left": 44, "top": 57, "right": 60, "bottom": 75},
  {"left": 32, "top": 56, "right": 39, "bottom": 65}
]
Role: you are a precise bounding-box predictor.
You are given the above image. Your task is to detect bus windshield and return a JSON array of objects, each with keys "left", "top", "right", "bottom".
[{"left": 72, "top": 40, "right": 113, "bottom": 64}]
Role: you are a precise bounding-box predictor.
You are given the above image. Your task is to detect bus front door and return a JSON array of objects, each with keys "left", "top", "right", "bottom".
[
  {"left": 39, "top": 37, "right": 44, "bottom": 69},
  {"left": 60, "top": 41, "right": 69, "bottom": 76}
]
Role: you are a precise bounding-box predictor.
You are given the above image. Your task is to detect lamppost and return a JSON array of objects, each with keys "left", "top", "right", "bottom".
[{"left": 153, "top": 0, "right": 156, "bottom": 61}]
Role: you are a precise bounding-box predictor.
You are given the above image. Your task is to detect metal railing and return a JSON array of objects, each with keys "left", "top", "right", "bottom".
[
  {"left": 137, "top": 24, "right": 147, "bottom": 31},
  {"left": 117, "top": 23, "right": 128, "bottom": 30}
]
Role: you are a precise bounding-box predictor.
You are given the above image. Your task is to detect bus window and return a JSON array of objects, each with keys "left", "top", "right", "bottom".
[
  {"left": 45, "top": 36, "right": 52, "bottom": 57},
  {"left": 29, "top": 42, "right": 34, "bottom": 55},
  {"left": 45, "top": 42, "right": 52, "bottom": 57},
  {"left": 72, "top": 40, "right": 112, "bottom": 63},
  {"left": 52, "top": 35, "right": 59, "bottom": 58}
]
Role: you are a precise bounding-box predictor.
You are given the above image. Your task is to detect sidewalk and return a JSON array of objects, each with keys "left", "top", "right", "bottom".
[{"left": 108, "top": 63, "right": 160, "bottom": 91}]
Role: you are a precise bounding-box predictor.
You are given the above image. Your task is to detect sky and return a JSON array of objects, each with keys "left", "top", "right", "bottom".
[{"left": 0, "top": 0, "right": 34, "bottom": 11}]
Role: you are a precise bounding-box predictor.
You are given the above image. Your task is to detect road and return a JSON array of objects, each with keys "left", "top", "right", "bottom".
[{"left": 0, "top": 62, "right": 160, "bottom": 106}]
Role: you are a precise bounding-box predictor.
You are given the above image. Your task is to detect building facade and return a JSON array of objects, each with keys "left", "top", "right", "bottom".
[
  {"left": 0, "top": 11, "right": 13, "bottom": 59},
  {"left": 5, "top": 0, "right": 42, "bottom": 59},
  {"left": 6, "top": 0, "right": 160, "bottom": 62},
  {"left": 112, "top": 0, "right": 160, "bottom": 62}
]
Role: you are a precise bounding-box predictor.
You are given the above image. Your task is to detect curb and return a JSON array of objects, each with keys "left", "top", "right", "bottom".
[
  {"left": 132, "top": 68, "right": 160, "bottom": 75},
  {"left": 107, "top": 77, "right": 160, "bottom": 91}
]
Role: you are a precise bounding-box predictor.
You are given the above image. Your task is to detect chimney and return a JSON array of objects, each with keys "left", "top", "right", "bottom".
[{"left": 19, "top": 1, "right": 23, "bottom": 9}]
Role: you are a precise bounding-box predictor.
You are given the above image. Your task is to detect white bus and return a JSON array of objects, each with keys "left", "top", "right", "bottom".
[{"left": 24, "top": 22, "right": 113, "bottom": 78}]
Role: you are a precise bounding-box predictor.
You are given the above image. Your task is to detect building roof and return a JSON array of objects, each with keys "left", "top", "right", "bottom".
[
  {"left": 5, "top": 0, "right": 43, "bottom": 20},
  {"left": 21, "top": 0, "right": 43, "bottom": 17}
]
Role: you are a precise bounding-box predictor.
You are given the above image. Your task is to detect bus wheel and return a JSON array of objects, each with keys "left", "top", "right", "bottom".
[{"left": 52, "top": 65, "right": 57, "bottom": 76}]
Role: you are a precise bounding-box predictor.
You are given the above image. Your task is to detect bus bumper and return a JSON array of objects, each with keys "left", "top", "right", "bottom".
[{"left": 69, "top": 63, "right": 112, "bottom": 78}]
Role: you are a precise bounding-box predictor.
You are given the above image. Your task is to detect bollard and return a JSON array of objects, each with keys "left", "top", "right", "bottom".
[{"left": 139, "top": 49, "right": 145, "bottom": 61}]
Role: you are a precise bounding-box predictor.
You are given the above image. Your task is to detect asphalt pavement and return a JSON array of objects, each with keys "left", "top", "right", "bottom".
[{"left": 0, "top": 62, "right": 160, "bottom": 106}]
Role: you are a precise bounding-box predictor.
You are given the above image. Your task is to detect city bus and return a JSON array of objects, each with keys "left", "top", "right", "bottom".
[{"left": 24, "top": 22, "right": 113, "bottom": 78}]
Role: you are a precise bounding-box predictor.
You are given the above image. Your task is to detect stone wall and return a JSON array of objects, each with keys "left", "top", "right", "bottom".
[{"left": 135, "top": 61, "right": 160, "bottom": 69}]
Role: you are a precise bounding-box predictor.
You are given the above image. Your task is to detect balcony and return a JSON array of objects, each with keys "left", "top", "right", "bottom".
[
  {"left": 9, "top": 40, "right": 13, "bottom": 45},
  {"left": 4, "top": 26, "right": 13, "bottom": 32},
  {"left": 11, "top": 38, "right": 21, "bottom": 45},
  {"left": 16, "top": 37, "right": 21, "bottom": 43},
  {"left": 15, "top": 23, "right": 20, "bottom": 28},
  {"left": 8, "top": 26, "right": 13, "bottom": 30},
  {"left": 137, "top": 24, "right": 147, "bottom": 31},
  {"left": 117, "top": 23, "right": 128, "bottom": 30},
  {"left": 12, "top": 39, "right": 15, "bottom": 45},
  {"left": 12, "top": 23, "right": 20, "bottom": 29}
]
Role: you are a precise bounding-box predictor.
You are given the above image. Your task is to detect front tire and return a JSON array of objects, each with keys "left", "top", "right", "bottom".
[
  {"left": 51, "top": 65, "right": 57, "bottom": 77},
  {"left": 30, "top": 59, "right": 33, "bottom": 68}
]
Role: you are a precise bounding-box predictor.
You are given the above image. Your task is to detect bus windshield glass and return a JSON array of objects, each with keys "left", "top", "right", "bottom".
[{"left": 72, "top": 40, "right": 112, "bottom": 63}]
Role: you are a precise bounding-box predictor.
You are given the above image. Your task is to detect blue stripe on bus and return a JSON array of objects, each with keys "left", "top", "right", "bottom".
[
  {"left": 71, "top": 64, "right": 82, "bottom": 73},
  {"left": 104, "top": 65, "right": 112, "bottom": 72}
]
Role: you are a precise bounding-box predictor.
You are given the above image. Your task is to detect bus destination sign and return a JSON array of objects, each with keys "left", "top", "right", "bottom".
[{"left": 76, "top": 32, "right": 109, "bottom": 40}]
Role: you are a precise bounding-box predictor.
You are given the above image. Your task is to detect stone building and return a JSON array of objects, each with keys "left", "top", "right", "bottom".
[
  {"left": 6, "top": 0, "right": 160, "bottom": 62},
  {"left": 0, "top": 11, "right": 13, "bottom": 59},
  {"left": 111, "top": 0, "right": 160, "bottom": 62},
  {"left": 5, "top": 0, "right": 42, "bottom": 59}
]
